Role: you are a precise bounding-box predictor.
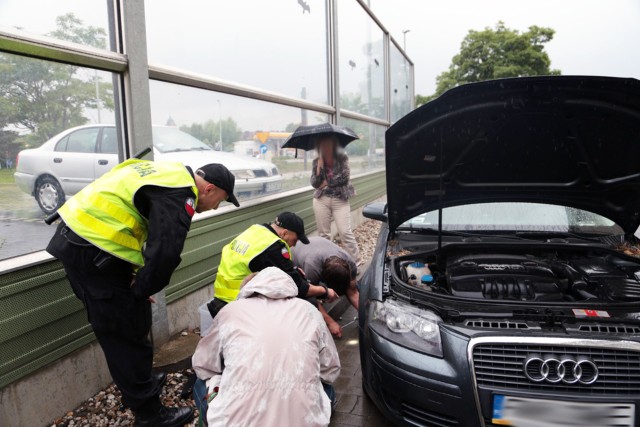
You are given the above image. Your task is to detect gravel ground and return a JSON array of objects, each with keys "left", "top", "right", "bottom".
[{"left": 49, "top": 219, "right": 383, "bottom": 427}]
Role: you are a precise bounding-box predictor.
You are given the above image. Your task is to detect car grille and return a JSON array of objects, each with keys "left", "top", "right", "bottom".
[
  {"left": 400, "top": 402, "right": 459, "bottom": 427},
  {"left": 575, "top": 324, "right": 640, "bottom": 334},
  {"left": 252, "top": 169, "right": 268, "bottom": 177},
  {"left": 472, "top": 343, "right": 640, "bottom": 395},
  {"left": 464, "top": 319, "right": 535, "bottom": 330}
]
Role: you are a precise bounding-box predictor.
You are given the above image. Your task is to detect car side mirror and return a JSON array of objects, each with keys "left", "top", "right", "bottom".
[{"left": 363, "top": 202, "right": 388, "bottom": 222}]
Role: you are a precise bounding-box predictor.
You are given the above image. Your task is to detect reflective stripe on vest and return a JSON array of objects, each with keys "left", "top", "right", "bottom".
[
  {"left": 58, "top": 159, "right": 197, "bottom": 266},
  {"left": 213, "top": 224, "right": 291, "bottom": 302}
]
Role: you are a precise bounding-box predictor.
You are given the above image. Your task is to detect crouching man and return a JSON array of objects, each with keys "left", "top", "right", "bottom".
[
  {"left": 292, "top": 236, "right": 359, "bottom": 338},
  {"left": 207, "top": 212, "right": 338, "bottom": 318},
  {"left": 193, "top": 267, "right": 341, "bottom": 427}
]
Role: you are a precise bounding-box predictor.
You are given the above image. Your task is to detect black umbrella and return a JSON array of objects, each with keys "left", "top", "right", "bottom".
[{"left": 282, "top": 123, "right": 359, "bottom": 152}]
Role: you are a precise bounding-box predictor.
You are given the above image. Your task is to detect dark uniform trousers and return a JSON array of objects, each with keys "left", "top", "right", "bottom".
[{"left": 47, "top": 224, "right": 162, "bottom": 415}]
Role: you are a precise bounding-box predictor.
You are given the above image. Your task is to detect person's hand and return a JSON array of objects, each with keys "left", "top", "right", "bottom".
[
  {"left": 319, "top": 179, "right": 328, "bottom": 189},
  {"left": 328, "top": 321, "right": 343, "bottom": 338},
  {"left": 148, "top": 296, "right": 157, "bottom": 304},
  {"left": 296, "top": 267, "right": 306, "bottom": 278},
  {"left": 326, "top": 288, "right": 339, "bottom": 302}
]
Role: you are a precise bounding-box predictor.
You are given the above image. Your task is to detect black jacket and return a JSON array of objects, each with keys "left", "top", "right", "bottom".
[
  {"left": 247, "top": 224, "right": 310, "bottom": 297},
  {"left": 48, "top": 168, "right": 196, "bottom": 300}
]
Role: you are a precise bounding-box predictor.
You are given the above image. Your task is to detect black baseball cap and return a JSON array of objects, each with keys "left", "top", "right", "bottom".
[
  {"left": 196, "top": 164, "right": 240, "bottom": 207},
  {"left": 275, "top": 212, "right": 309, "bottom": 244}
]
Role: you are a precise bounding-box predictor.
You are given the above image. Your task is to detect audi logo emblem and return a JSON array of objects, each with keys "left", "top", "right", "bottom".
[{"left": 523, "top": 354, "right": 599, "bottom": 385}]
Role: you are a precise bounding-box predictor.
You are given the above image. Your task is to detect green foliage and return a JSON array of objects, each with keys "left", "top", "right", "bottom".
[
  {"left": 418, "top": 22, "right": 561, "bottom": 105},
  {"left": 0, "top": 13, "right": 112, "bottom": 155},
  {"left": 179, "top": 118, "right": 242, "bottom": 150}
]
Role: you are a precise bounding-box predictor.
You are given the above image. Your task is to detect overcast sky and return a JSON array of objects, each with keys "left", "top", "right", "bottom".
[{"left": 371, "top": 0, "right": 640, "bottom": 95}]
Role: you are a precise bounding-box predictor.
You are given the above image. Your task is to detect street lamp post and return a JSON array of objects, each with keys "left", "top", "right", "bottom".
[
  {"left": 402, "top": 29, "right": 411, "bottom": 52},
  {"left": 217, "top": 99, "right": 222, "bottom": 151}
]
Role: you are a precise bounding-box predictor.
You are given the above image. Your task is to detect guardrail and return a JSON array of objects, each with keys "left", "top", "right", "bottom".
[{"left": 0, "top": 170, "right": 386, "bottom": 389}]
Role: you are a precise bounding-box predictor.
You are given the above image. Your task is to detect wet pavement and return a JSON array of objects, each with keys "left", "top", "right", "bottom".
[
  {"left": 0, "top": 182, "right": 54, "bottom": 260},
  {"left": 330, "top": 306, "right": 392, "bottom": 427}
]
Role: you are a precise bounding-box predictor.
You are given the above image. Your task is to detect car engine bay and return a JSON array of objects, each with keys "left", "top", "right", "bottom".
[{"left": 395, "top": 249, "right": 640, "bottom": 303}]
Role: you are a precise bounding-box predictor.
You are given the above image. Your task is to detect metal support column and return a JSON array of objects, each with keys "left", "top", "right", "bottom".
[{"left": 119, "top": 0, "right": 170, "bottom": 347}]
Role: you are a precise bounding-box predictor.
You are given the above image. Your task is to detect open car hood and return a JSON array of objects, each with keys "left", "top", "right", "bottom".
[{"left": 386, "top": 76, "right": 640, "bottom": 234}]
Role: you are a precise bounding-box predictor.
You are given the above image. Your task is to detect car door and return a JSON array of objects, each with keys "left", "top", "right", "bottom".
[
  {"left": 95, "top": 126, "right": 119, "bottom": 178},
  {"left": 51, "top": 127, "right": 99, "bottom": 195}
]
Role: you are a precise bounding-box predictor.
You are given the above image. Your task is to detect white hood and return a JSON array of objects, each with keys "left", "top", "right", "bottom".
[
  {"left": 236, "top": 267, "right": 298, "bottom": 300},
  {"left": 156, "top": 150, "right": 276, "bottom": 172}
]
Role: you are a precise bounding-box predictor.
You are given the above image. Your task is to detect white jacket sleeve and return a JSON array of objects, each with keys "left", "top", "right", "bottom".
[
  {"left": 317, "top": 313, "right": 341, "bottom": 384},
  {"left": 192, "top": 316, "right": 225, "bottom": 382}
]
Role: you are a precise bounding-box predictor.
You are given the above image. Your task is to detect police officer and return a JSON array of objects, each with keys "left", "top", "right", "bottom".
[
  {"left": 207, "top": 212, "right": 339, "bottom": 318},
  {"left": 46, "top": 159, "right": 239, "bottom": 427}
]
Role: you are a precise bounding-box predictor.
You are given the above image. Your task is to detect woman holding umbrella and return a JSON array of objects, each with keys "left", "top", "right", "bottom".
[{"left": 283, "top": 124, "right": 362, "bottom": 267}]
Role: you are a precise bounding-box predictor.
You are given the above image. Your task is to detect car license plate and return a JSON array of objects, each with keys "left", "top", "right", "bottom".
[
  {"left": 264, "top": 182, "right": 281, "bottom": 192},
  {"left": 492, "top": 395, "right": 634, "bottom": 427}
]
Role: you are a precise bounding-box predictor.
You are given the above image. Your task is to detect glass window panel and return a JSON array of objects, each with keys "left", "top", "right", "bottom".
[
  {"left": 338, "top": 117, "right": 385, "bottom": 172},
  {"left": 65, "top": 128, "right": 99, "bottom": 153},
  {"left": 149, "top": 80, "right": 329, "bottom": 202},
  {"left": 0, "top": 52, "right": 118, "bottom": 261},
  {"left": 338, "top": 1, "right": 385, "bottom": 119},
  {"left": 99, "top": 127, "right": 118, "bottom": 154},
  {"left": 390, "top": 43, "right": 412, "bottom": 122},
  {"left": 0, "top": 0, "right": 115, "bottom": 51},
  {"left": 145, "top": 0, "right": 329, "bottom": 105}
]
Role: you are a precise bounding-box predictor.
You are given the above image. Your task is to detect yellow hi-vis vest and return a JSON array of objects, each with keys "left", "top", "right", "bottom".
[
  {"left": 213, "top": 224, "right": 292, "bottom": 302},
  {"left": 58, "top": 159, "right": 198, "bottom": 267}
]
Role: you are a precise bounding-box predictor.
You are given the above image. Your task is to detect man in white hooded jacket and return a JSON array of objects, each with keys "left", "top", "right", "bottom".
[{"left": 192, "top": 267, "right": 341, "bottom": 427}]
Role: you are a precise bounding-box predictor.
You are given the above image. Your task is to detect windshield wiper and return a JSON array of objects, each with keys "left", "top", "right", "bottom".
[
  {"left": 189, "top": 147, "right": 212, "bottom": 151},
  {"left": 513, "top": 231, "right": 604, "bottom": 243},
  {"left": 396, "top": 226, "right": 528, "bottom": 241}
]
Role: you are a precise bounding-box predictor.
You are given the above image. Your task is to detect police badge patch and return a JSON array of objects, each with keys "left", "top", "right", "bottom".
[{"left": 185, "top": 198, "right": 195, "bottom": 216}]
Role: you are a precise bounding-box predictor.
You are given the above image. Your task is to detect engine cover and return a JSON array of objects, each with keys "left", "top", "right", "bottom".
[{"left": 446, "top": 254, "right": 563, "bottom": 301}]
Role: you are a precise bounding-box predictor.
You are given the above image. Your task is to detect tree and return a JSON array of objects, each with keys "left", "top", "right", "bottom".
[
  {"left": 417, "top": 22, "right": 561, "bottom": 105},
  {"left": 0, "top": 13, "right": 112, "bottom": 154},
  {"left": 179, "top": 118, "right": 242, "bottom": 150}
]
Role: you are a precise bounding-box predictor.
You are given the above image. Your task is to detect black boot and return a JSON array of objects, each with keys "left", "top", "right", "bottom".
[
  {"left": 135, "top": 406, "right": 194, "bottom": 427},
  {"left": 153, "top": 371, "right": 167, "bottom": 388}
]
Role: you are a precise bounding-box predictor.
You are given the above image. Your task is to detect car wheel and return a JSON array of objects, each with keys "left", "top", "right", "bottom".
[{"left": 35, "top": 176, "right": 65, "bottom": 215}]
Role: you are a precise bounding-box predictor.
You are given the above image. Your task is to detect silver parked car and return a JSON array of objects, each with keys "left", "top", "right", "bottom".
[{"left": 14, "top": 125, "right": 283, "bottom": 214}]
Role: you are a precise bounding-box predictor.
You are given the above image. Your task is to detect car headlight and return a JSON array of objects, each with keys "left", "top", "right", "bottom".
[
  {"left": 231, "top": 169, "right": 255, "bottom": 179},
  {"left": 369, "top": 299, "right": 443, "bottom": 357}
]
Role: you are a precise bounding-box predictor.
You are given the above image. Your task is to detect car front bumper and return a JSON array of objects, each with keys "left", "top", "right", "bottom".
[
  {"left": 13, "top": 171, "right": 36, "bottom": 195},
  {"left": 234, "top": 175, "right": 282, "bottom": 195},
  {"left": 361, "top": 318, "right": 640, "bottom": 427}
]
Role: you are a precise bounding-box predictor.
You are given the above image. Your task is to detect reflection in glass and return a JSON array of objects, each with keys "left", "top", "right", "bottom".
[
  {"left": 149, "top": 80, "right": 331, "bottom": 199},
  {"left": 339, "top": 117, "right": 385, "bottom": 171},
  {"left": 145, "top": 0, "right": 329, "bottom": 104},
  {"left": 338, "top": 0, "right": 385, "bottom": 119},
  {"left": 390, "top": 43, "right": 412, "bottom": 122},
  {"left": 0, "top": 1, "right": 114, "bottom": 51},
  {"left": 0, "top": 53, "right": 118, "bottom": 261}
]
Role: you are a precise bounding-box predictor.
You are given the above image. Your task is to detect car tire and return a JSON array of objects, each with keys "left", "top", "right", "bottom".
[{"left": 35, "top": 175, "right": 65, "bottom": 215}]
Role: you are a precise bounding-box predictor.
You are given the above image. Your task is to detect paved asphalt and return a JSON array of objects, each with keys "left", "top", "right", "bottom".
[
  {"left": 329, "top": 306, "right": 392, "bottom": 427},
  {"left": 0, "top": 182, "right": 55, "bottom": 261}
]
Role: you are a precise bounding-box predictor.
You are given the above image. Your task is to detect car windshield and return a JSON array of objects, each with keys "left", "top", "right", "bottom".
[
  {"left": 152, "top": 127, "right": 213, "bottom": 153},
  {"left": 399, "top": 202, "right": 623, "bottom": 235}
]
